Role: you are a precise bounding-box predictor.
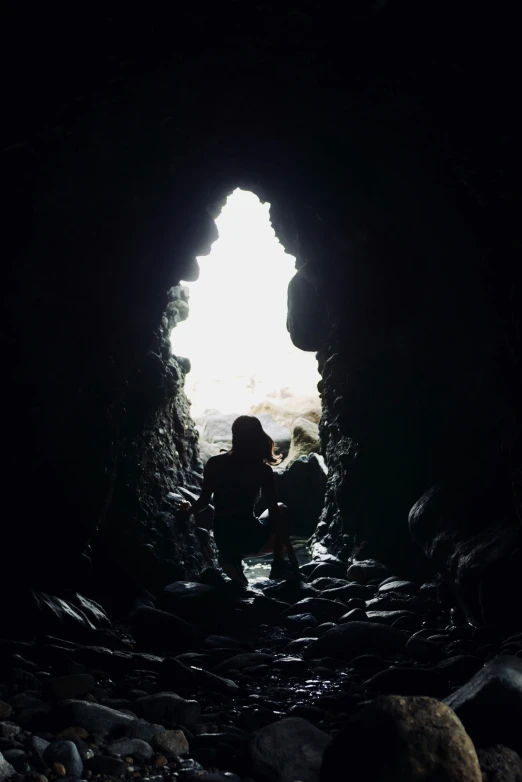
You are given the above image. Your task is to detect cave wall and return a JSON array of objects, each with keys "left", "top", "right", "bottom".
[{"left": 3, "top": 2, "right": 522, "bottom": 598}]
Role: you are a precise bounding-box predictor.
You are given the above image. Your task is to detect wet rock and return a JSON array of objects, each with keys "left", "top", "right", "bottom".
[
  {"left": 153, "top": 730, "right": 189, "bottom": 757},
  {"left": 321, "top": 696, "right": 481, "bottom": 781},
  {"left": 322, "top": 583, "right": 373, "bottom": 601},
  {"left": 0, "top": 723, "right": 20, "bottom": 740},
  {"left": 304, "top": 621, "right": 407, "bottom": 660},
  {"left": 346, "top": 559, "right": 390, "bottom": 584},
  {"left": 43, "top": 741, "right": 83, "bottom": 778},
  {"left": 283, "top": 598, "right": 347, "bottom": 623},
  {"left": 349, "top": 655, "right": 390, "bottom": 674},
  {"left": 366, "top": 610, "right": 419, "bottom": 626},
  {"left": 378, "top": 579, "right": 417, "bottom": 594},
  {"left": 127, "top": 720, "right": 166, "bottom": 743},
  {"left": 276, "top": 454, "right": 328, "bottom": 537},
  {"left": 186, "top": 666, "right": 240, "bottom": 695},
  {"left": 0, "top": 752, "right": 16, "bottom": 781},
  {"left": 106, "top": 737, "right": 153, "bottom": 761},
  {"left": 444, "top": 656, "right": 522, "bottom": 753},
  {"left": 53, "top": 699, "right": 136, "bottom": 734},
  {"left": 214, "top": 653, "right": 273, "bottom": 674},
  {"left": 51, "top": 675, "right": 95, "bottom": 700},
  {"left": 0, "top": 706, "right": 12, "bottom": 721},
  {"left": 340, "top": 608, "right": 367, "bottom": 622},
  {"left": 285, "top": 638, "right": 314, "bottom": 652},
  {"left": 477, "top": 745, "right": 522, "bottom": 781},
  {"left": 203, "top": 636, "right": 252, "bottom": 651},
  {"left": 136, "top": 693, "right": 200, "bottom": 725},
  {"left": 306, "top": 562, "right": 346, "bottom": 581},
  {"left": 286, "top": 613, "right": 318, "bottom": 629},
  {"left": 251, "top": 717, "right": 331, "bottom": 782},
  {"left": 131, "top": 607, "right": 196, "bottom": 655}
]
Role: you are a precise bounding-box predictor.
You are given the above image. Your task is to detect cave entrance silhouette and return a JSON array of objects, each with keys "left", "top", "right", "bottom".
[{"left": 170, "top": 188, "right": 325, "bottom": 582}]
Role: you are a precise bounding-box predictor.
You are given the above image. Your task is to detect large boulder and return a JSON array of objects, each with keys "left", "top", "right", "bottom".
[
  {"left": 275, "top": 453, "right": 327, "bottom": 537},
  {"left": 279, "top": 417, "right": 321, "bottom": 469},
  {"left": 409, "top": 466, "right": 522, "bottom": 628},
  {"left": 444, "top": 656, "right": 522, "bottom": 754},
  {"left": 320, "top": 696, "right": 481, "bottom": 781}
]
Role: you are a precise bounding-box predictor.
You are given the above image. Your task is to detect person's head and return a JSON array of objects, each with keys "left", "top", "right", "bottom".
[{"left": 231, "top": 415, "right": 281, "bottom": 465}]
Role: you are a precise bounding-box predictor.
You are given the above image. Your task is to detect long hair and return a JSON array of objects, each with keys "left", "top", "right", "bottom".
[{"left": 230, "top": 415, "right": 281, "bottom": 465}]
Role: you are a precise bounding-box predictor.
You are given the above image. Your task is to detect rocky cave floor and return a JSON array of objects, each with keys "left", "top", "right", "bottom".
[{"left": 1, "top": 555, "right": 522, "bottom": 782}]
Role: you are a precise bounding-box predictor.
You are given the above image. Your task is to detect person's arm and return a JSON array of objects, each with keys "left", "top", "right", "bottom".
[
  {"left": 261, "top": 466, "right": 281, "bottom": 522},
  {"left": 179, "top": 459, "right": 214, "bottom": 518},
  {"left": 262, "top": 464, "right": 300, "bottom": 575}
]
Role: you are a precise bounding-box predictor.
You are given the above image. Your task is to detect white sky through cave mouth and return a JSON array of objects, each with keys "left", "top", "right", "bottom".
[{"left": 170, "top": 189, "right": 321, "bottom": 421}]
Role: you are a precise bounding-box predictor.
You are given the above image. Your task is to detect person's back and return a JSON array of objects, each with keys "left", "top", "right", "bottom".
[
  {"left": 209, "top": 451, "right": 268, "bottom": 520},
  {"left": 180, "top": 415, "right": 300, "bottom": 583}
]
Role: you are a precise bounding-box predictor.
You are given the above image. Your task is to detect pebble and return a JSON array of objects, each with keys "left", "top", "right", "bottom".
[
  {"left": 44, "top": 740, "right": 83, "bottom": 778},
  {"left": 106, "top": 738, "right": 153, "bottom": 761},
  {"left": 153, "top": 729, "right": 189, "bottom": 756}
]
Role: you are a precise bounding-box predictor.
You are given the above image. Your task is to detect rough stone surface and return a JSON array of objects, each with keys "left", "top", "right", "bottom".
[
  {"left": 445, "top": 656, "right": 522, "bottom": 754},
  {"left": 320, "top": 696, "right": 481, "bottom": 781},
  {"left": 251, "top": 717, "right": 331, "bottom": 782},
  {"left": 477, "top": 745, "right": 522, "bottom": 781},
  {"left": 153, "top": 730, "right": 189, "bottom": 757},
  {"left": 0, "top": 753, "right": 15, "bottom": 782}
]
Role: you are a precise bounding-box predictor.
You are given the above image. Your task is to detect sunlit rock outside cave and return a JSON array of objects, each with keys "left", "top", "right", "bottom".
[{"left": 170, "top": 189, "right": 327, "bottom": 580}]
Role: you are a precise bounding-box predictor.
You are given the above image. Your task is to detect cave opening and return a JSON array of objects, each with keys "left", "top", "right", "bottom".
[{"left": 168, "top": 188, "right": 327, "bottom": 581}]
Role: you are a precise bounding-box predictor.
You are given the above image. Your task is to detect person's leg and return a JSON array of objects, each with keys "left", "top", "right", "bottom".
[
  {"left": 260, "top": 503, "right": 301, "bottom": 577},
  {"left": 219, "top": 555, "right": 248, "bottom": 586}
]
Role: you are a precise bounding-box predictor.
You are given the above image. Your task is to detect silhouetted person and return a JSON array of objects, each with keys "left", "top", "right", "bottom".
[{"left": 180, "top": 415, "right": 300, "bottom": 585}]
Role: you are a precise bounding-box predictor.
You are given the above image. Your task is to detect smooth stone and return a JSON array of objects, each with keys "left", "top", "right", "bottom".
[
  {"left": 43, "top": 740, "right": 83, "bottom": 778},
  {"left": 283, "top": 598, "right": 347, "bottom": 623},
  {"left": 436, "top": 655, "right": 483, "bottom": 683},
  {"left": 285, "top": 638, "right": 314, "bottom": 652},
  {"left": 153, "top": 729, "right": 189, "bottom": 757},
  {"left": 321, "top": 696, "right": 481, "bottom": 781},
  {"left": 286, "top": 613, "right": 318, "bottom": 629},
  {"left": 444, "top": 656, "right": 522, "bottom": 754},
  {"left": 340, "top": 608, "right": 368, "bottom": 622},
  {"left": 53, "top": 699, "right": 136, "bottom": 734},
  {"left": 128, "top": 719, "right": 166, "bottom": 743},
  {"left": 251, "top": 717, "right": 331, "bottom": 782},
  {"left": 107, "top": 737, "right": 153, "bottom": 761},
  {"left": 322, "top": 584, "right": 374, "bottom": 601},
  {"left": 214, "top": 653, "right": 273, "bottom": 674},
  {"left": 378, "top": 580, "right": 417, "bottom": 595},
  {"left": 366, "top": 610, "right": 418, "bottom": 625},
  {"left": 346, "top": 560, "right": 390, "bottom": 584}
]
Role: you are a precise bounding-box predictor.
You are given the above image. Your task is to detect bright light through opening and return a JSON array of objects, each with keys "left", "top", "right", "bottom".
[{"left": 170, "top": 189, "right": 321, "bottom": 421}]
